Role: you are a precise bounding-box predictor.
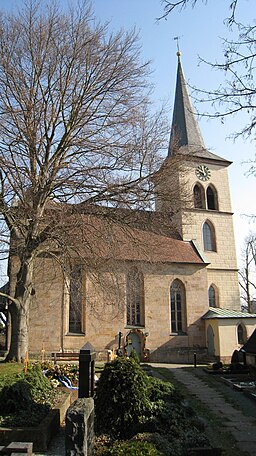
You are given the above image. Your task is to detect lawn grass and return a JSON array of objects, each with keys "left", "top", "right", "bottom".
[
  {"left": 150, "top": 366, "right": 250, "bottom": 456},
  {"left": 0, "top": 360, "right": 23, "bottom": 378}
]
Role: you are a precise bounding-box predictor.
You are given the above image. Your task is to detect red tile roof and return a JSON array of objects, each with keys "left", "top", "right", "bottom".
[{"left": 61, "top": 213, "right": 204, "bottom": 265}]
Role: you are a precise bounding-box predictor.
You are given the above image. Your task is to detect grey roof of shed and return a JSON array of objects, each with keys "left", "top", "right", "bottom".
[
  {"left": 168, "top": 54, "right": 231, "bottom": 166},
  {"left": 202, "top": 307, "right": 256, "bottom": 320}
]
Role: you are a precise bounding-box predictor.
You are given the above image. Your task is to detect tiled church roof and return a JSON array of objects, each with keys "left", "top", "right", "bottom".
[{"left": 59, "top": 211, "right": 205, "bottom": 265}]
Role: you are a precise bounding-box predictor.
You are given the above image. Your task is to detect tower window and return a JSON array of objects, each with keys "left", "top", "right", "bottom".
[
  {"left": 69, "top": 264, "right": 83, "bottom": 333},
  {"left": 206, "top": 185, "right": 218, "bottom": 210},
  {"left": 208, "top": 285, "right": 218, "bottom": 307},
  {"left": 127, "top": 269, "right": 145, "bottom": 327},
  {"left": 170, "top": 280, "right": 186, "bottom": 333},
  {"left": 193, "top": 184, "right": 205, "bottom": 209},
  {"left": 203, "top": 221, "right": 216, "bottom": 251}
]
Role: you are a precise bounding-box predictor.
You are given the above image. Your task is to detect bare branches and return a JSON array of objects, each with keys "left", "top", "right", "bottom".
[
  {"left": 159, "top": 0, "right": 202, "bottom": 20},
  {"left": 0, "top": 1, "right": 167, "bottom": 226},
  {"left": 159, "top": 0, "right": 238, "bottom": 25},
  {"left": 239, "top": 232, "right": 256, "bottom": 312},
  {"left": 191, "top": 22, "right": 256, "bottom": 140}
]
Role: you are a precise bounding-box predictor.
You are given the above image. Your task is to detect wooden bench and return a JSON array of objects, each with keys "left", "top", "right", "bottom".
[{"left": 52, "top": 352, "right": 80, "bottom": 363}]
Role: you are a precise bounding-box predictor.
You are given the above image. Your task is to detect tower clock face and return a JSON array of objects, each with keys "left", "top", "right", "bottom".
[{"left": 195, "top": 165, "right": 211, "bottom": 181}]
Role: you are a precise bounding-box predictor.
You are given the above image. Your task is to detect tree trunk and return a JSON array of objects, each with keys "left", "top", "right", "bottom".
[
  {"left": 245, "top": 266, "right": 251, "bottom": 313},
  {"left": 5, "top": 255, "right": 34, "bottom": 362}
]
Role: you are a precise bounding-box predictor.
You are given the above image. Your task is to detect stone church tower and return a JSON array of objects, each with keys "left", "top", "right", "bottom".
[{"left": 155, "top": 52, "right": 241, "bottom": 312}]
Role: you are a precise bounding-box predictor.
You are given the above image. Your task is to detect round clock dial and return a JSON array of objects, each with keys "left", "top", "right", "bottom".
[{"left": 195, "top": 165, "right": 211, "bottom": 181}]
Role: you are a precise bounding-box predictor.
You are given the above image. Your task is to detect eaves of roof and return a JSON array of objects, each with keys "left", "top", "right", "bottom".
[{"left": 202, "top": 307, "right": 256, "bottom": 320}]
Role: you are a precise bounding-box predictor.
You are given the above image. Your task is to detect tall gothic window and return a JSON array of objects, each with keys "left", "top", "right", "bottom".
[
  {"left": 206, "top": 185, "right": 218, "bottom": 210},
  {"left": 126, "top": 269, "right": 145, "bottom": 327},
  {"left": 237, "top": 324, "right": 247, "bottom": 344},
  {"left": 193, "top": 184, "right": 205, "bottom": 209},
  {"left": 69, "top": 264, "right": 83, "bottom": 333},
  {"left": 170, "top": 280, "right": 186, "bottom": 333},
  {"left": 208, "top": 285, "right": 217, "bottom": 307},
  {"left": 203, "top": 221, "right": 216, "bottom": 251}
]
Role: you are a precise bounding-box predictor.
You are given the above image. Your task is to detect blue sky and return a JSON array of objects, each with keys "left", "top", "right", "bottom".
[{"left": 0, "top": 0, "right": 255, "bottom": 277}]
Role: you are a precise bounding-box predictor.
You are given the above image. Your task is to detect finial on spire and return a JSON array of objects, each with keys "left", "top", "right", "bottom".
[{"left": 174, "top": 36, "right": 183, "bottom": 58}]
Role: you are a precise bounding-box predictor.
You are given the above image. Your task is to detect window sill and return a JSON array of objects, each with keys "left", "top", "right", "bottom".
[
  {"left": 170, "top": 332, "right": 187, "bottom": 336},
  {"left": 125, "top": 325, "right": 145, "bottom": 330},
  {"left": 66, "top": 332, "right": 85, "bottom": 336}
]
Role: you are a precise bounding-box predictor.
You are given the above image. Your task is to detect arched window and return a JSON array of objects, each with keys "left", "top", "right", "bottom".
[
  {"left": 69, "top": 264, "right": 83, "bottom": 333},
  {"left": 237, "top": 323, "right": 247, "bottom": 345},
  {"left": 208, "top": 285, "right": 217, "bottom": 307},
  {"left": 126, "top": 269, "right": 145, "bottom": 327},
  {"left": 193, "top": 184, "right": 205, "bottom": 209},
  {"left": 170, "top": 280, "right": 186, "bottom": 333},
  {"left": 206, "top": 185, "right": 218, "bottom": 210},
  {"left": 203, "top": 221, "right": 216, "bottom": 251}
]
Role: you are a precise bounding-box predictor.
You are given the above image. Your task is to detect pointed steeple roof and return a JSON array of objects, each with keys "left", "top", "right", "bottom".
[
  {"left": 168, "top": 53, "right": 231, "bottom": 165},
  {"left": 169, "top": 52, "right": 205, "bottom": 153}
]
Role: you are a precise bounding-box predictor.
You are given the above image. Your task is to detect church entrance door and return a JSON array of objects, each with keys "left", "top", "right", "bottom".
[
  {"left": 207, "top": 325, "right": 215, "bottom": 356},
  {"left": 126, "top": 330, "right": 144, "bottom": 360}
]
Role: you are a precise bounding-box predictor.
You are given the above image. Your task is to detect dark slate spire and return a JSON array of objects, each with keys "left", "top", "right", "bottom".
[
  {"left": 168, "top": 52, "right": 205, "bottom": 156},
  {"left": 168, "top": 52, "right": 231, "bottom": 165}
]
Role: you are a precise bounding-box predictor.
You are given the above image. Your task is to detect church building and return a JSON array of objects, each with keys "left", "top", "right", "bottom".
[{"left": 8, "top": 53, "right": 256, "bottom": 363}]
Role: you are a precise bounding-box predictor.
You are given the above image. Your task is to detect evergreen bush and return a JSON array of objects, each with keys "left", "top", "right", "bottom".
[
  {"left": 129, "top": 349, "right": 140, "bottom": 364},
  {"left": 100, "top": 440, "right": 164, "bottom": 455},
  {"left": 0, "top": 379, "right": 32, "bottom": 413},
  {"left": 146, "top": 376, "right": 176, "bottom": 402},
  {"left": 95, "top": 357, "right": 152, "bottom": 438},
  {"left": 0, "top": 364, "right": 57, "bottom": 427}
]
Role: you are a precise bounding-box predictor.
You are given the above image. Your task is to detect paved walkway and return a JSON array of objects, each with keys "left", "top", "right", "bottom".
[{"left": 151, "top": 363, "right": 256, "bottom": 456}]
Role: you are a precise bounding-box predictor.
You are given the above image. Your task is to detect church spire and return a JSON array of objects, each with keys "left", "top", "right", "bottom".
[{"left": 168, "top": 52, "right": 205, "bottom": 156}]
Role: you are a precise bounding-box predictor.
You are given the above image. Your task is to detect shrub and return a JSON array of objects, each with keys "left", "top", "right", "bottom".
[
  {"left": 0, "top": 379, "right": 32, "bottom": 413},
  {"left": 95, "top": 357, "right": 152, "bottom": 438},
  {"left": 146, "top": 376, "right": 176, "bottom": 402},
  {"left": 129, "top": 349, "right": 140, "bottom": 365},
  {"left": 100, "top": 440, "right": 164, "bottom": 455},
  {"left": 0, "top": 364, "right": 57, "bottom": 427}
]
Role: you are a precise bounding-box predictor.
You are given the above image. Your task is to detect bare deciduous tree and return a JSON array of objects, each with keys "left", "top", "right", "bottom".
[
  {"left": 239, "top": 232, "right": 256, "bottom": 312},
  {"left": 0, "top": 0, "right": 171, "bottom": 361}
]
